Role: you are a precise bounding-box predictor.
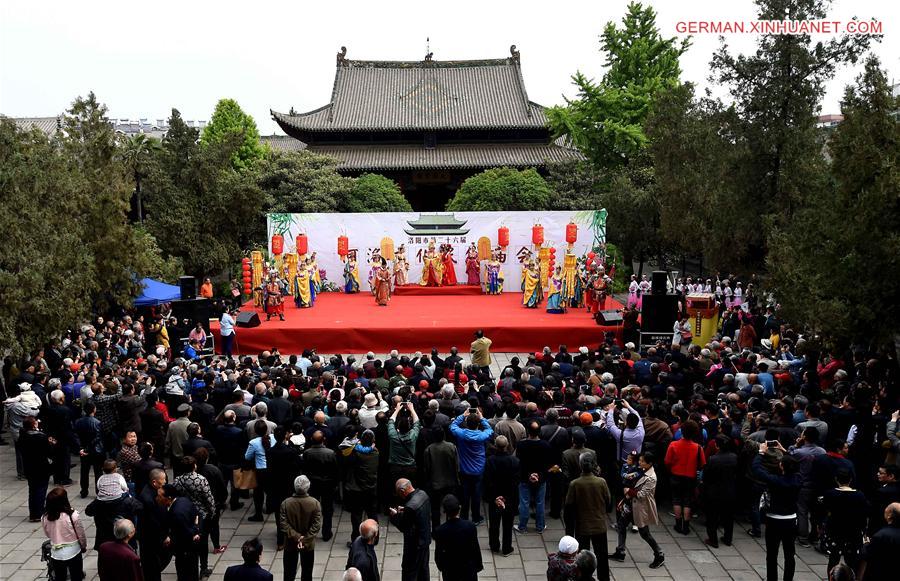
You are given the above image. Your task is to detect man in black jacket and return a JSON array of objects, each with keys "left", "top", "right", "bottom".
[
  {"left": 162, "top": 484, "right": 201, "bottom": 581},
  {"left": 862, "top": 502, "right": 900, "bottom": 581},
  {"left": 703, "top": 435, "right": 738, "bottom": 548},
  {"left": 346, "top": 519, "right": 380, "bottom": 581},
  {"left": 138, "top": 468, "right": 171, "bottom": 581},
  {"left": 303, "top": 430, "right": 338, "bottom": 541},
  {"left": 214, "top": 410, "right": 247, "bottom": 510},
  {"left": 268, "top": 426, "right": 303, "bottom": 548},
  {"left": 484, "top": 435, "right": 519, "bottom": 555},
  {"left": 389, "top": 478, "right": 431, "bottom": 581},
  {"left": 433, "top": 495, "right": 482, "bottom": 581},
  {"left": 267, "top": 387, "right": 292, "bottom": 427},
  {"left": 516, "top": 421, "right": 553, "bottom": 533}
]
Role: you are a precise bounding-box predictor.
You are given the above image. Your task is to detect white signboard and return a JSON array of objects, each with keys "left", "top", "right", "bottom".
[{"left": 267, "top": 210, "right": 607, "bottom": 292}]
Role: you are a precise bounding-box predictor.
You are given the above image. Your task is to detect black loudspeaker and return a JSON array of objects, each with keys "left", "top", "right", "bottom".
[
  {"left": 651, "top": 271, "right": 668, "bottom": 295},
  {"left": 171, "top": 298, "right": 212, "bottom": 332},
  {"left": 598, "top": 310, "right": 624, "bottom": 325},
  {"left": 235, "top": 311, "right": 261, "bottom": 328},
  {"left": 179, "top": 276, "right": 197, "bottom": 300},
  {"left": 640, "top": 294, "right": 679, "bottom": 333}
]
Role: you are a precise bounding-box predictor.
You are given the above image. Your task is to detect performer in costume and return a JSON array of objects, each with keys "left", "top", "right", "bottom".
[
  {"left": 440, "top": 245, "right": 457, "bottom": 286},
  {"left": 265, "top": 272, "right": 285, "bottom": 321},
  {"left": 367, "top": 251, "right": 381, "bottom": 295},
  {"left": 733, "top": 281, "right": 743, "bottom": 307},
  {"left": 485, "top": 250, "right": 503, "bottom": 295},
  {"left": 306, "top": 258, "right": 317, "bottom": 305},
  {"left": 374, "top": 258, "right": 391, "bottom": 306},
  {"left": 546, "top": 266, "right": 565, "bottom": 314},
  {"left": 294, "top": 264, "right": 312, "bottom": 308},
  {"left": 523, "top": 260, "right": 542, "bottom": 308},
  {"left": 626, "top": 274, "right": 639, "bottom": 308},
  {"left": 638, "top": 274, "right": 651, "bottom": 310},
  {"left": 309, "top": 252, "right": 322, "bottom": 292},
  {"left": 465, "top": 243, "right": 480, "bottom": 285},
  {"left": 419, "top": 240, "right": 443, "bottom": 286},
  {"left": 393, "top": 245, "right": 409, "bottom": 287},
  {"left": 343, "top": 256, "right": 360, "bottom": 294},
  {"left": 723, "top": 280, "right": 733, "bottom": 309},
  {"left": 703, "top": 278, "right": 713, "bottom": 294},
  {"left": 590, "top": 267, "right": 609, "bottom": 315},
  {"left": 569, "top": 257, "right": 584, "bottom": 309}
]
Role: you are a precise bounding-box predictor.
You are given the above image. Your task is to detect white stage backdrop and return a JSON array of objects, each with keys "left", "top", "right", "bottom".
[{"left": 267, "top": 210, "right": 607, "bottom": 292}]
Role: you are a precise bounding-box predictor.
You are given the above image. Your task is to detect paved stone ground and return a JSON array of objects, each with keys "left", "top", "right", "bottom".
[{"left": 0, "top": 353, "right": 828, "bottom": 580}]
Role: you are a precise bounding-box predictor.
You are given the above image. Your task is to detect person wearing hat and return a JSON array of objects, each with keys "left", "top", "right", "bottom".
[
  {"left": 358, "top": 392, "right": 387, "bottom": 429},
  {"left": 3, "top": 382, "right": 42, "bottom": 479},
  {"left": 547, "top": 536, "right": 580, "bottom": 581},
  {"left": 433, "top": 494, "right": 483, "bottom": 581}
]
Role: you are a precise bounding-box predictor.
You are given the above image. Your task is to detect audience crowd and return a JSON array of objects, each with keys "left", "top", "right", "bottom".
[{"left": 2, "top": 309, "right": 899, "bottom": 581}]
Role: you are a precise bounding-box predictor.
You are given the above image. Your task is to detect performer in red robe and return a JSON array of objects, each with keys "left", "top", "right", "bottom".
[{"left": 441, "top": 245, "right": 457, "bottom": 286}]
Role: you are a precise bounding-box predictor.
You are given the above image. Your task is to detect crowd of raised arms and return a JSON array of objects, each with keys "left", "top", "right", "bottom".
[{"left": 2, "top": 309, "right": 899, "bottom": 581}]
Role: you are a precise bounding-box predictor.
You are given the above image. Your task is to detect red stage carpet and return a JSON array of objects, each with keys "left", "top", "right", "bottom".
[
  {"left": 393, "top": 284, "right": 483, "bottom": 296},
  {"left": 213, "top": 293, "right": 623, "bottom": 354}
]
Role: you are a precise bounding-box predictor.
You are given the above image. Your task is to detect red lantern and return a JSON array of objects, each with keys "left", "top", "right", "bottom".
[
  {"left": 242, "top": 274, "right": 251, "bottom": 282},
  {"left": 588, "top": 251, "right": 596, "bottom": 260},
  {"left": 243, "top": 285, "right": 251, "bottom": 294},
  {"left": 271, "top": 234, "right": 284, "bottom": 256},
  {"left": 549, "top": 247, "right": 556, "bottom": 255},
  {"left": 531, "top": 224, "right": 544, "bottom": 246},
  {"left": 497, "top": 226, "right": 509, "bottom": 248},
  {"left": 337, "top": 235, "right": 349, "bottom": 258},
  {"left": 295, "top": 233, "right": 308, "bottom": 256},
  {"left": 566, "top": 222, "right": 578, "bottom": 245}
]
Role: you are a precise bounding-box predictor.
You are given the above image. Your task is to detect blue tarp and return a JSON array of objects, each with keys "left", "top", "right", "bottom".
[{"left": 134, "top": 277, "right": 181, "bottom": 307}]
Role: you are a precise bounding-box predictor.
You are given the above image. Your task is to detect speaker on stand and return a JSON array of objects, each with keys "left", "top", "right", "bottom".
[{"left": 179, "top": 276, "right": 197, "bottom": 300}]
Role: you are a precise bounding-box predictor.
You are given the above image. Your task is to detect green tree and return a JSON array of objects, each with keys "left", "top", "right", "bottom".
[
  {"left": 547, "top": 2, "right": 689, "bottom": 170},
  {"left": 347, "top": 173, "right": 412, "bottom": 212},
  {"left": 118, "top": 133, "right": 160, "bottom": 223},
  {"left": 144, "top": 109, "right": 268, "bottom": 276},
  {"left": 258, "top": 150, "right": 355, "bottom": 213},
  {"left": 201, "top": 98, "right": 265, "bottom": 171},
  {"left": 767, "top": 57, "right": 899, "bottom": 342},
  {"left": 647, "top": 84, "right": 758, "bottom": 271},
  {"left": 446, "top": 167, "right": 552, "bottom": 211},
  {"left": 0, "top": 120, "right": 95, "bottom": 354},
  {"left": 62, "top": 92, "right": 164, "bottom": 309},
  {"left": 710, "top": 0, "right": 875, "bottom": 230}
]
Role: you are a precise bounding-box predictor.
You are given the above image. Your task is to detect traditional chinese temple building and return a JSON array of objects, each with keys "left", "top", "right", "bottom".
[{"left": 270, "top": 46, "right": 582, "bottom": 210}]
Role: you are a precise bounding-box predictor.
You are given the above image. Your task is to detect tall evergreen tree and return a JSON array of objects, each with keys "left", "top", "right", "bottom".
[
  {"left": 201, "top": 98, "right": 265, "bottom": 171},
  {"left": 547, "top": 1, "right": 690, "bottom": 170},
  {"left": 768, "top": 57, "right": 899, "bottom": 342},
  {"left": 710, "top": 0, "right": 875, "bottom": 230}
]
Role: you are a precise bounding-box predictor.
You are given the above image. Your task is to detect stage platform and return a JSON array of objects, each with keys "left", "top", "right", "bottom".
[
  {"left": 212, "top": 292, "right": 623, "bottom": 355},
  {"left": 393, "top": 284, "right": 483, "bottom": 296}
]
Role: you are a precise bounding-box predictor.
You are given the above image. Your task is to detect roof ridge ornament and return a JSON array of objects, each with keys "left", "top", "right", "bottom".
[
  {"left": 337, "top": 46, "right": 347, "bottom": 65},
  {"left": 510, "top": 45, "right": 520, "bottom": 63}
]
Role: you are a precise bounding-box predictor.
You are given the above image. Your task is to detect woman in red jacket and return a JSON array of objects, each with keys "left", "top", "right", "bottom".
[{"left": 664, "top": 420, "right": 706, "bottom": 535}]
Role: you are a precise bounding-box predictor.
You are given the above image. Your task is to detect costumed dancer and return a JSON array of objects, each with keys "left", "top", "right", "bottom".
[
  {"left": 485, "top": 250, "right": 503, "bottom": 295},
  {"left": 343, "top": 255, "right": 360, "bottom": 294},
  {"left": 393, "top": 244, "right": 409, "bottom": 287},
  {"left": 591, "top": 267, "right": 609, "bottom": 315},
  {"left": 419, "top": 240, "right": 443, "bottom": 286},
  {"left": 561, "top": 252, "right": 579, "bottom": 308},
  {"left": 465, "top": 243, "right": 480, "bottom": 286},
  {"left": 310, "top": 252, "right": 321, "bottom": 292},
  {"left": 306, "top": 258, "right": 317, "bottom": 305},
  {"left": 638, "top": 274, "right": 650, "bottom": 310},
  {"left": 626, "top": 274, "right": 639, "bottom": 308},
  {"left": 702, "top": 278, "right": 712, "bottom": 294},
  {"left": 546, "top": 266, "right": 565, "bottom": 314},
  {"left": 294, "top": 264, "right": 312, "bottom": 308},
  {"left": 733, "top": 281, "right": 743, "bottom": 307},
  {"left": 723, "top": 280, "right": 733, "bottom": 309},
  {"left": 440, "top": 244, "right": 458, "bottom": 286},
  {"left": 374, "top": 258, "right": 391, "bottom": 306},
  {"left": 264, "top": 272, "right": 285, "bottom": 321},
  {"left": 523, "top": 260, "right": 542, "bottom": 308},
  {"left": 367, "top": 251, "right": 381, "bottom": 295}
]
